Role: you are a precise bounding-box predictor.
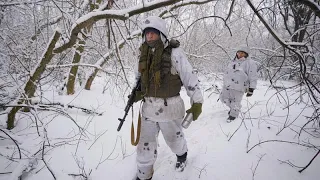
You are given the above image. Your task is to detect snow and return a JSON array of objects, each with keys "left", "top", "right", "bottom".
[
  {"left": 0, "top": 75, "right": 319, "bottom": 180},
  {"left": 54, "top": 27, "right": 62, "bottom": 34}
]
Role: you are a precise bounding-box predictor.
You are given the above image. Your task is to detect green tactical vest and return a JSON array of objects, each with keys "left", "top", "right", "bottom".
[{"left": 141, "top": 43, "right": 182, "bottom": 98}]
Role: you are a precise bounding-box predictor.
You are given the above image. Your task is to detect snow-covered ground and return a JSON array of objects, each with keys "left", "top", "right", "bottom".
[{"left": 0, "top": 74, "right": 319, "bottom": 180}]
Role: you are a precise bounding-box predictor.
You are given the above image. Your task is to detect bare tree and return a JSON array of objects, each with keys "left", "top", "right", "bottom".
[{"left": 245, "top": 0, "right": 320, "bottom": 172}]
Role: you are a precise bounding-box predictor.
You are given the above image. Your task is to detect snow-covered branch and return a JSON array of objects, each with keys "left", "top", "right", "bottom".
[
  {"left": 297, "top": 0, "right": 320, "bottom": 18},
  {"left": 158, "top": 0, "right": 215, "bottom": 17},
  {"left": 47, "top": 63, "right": 122, "bottom": 73},
  {"left": 53, "top": 0, "right": 182, "bottom": 53},
  {"left": 0, "top": 0, "right": 48, "bottom": 7}
]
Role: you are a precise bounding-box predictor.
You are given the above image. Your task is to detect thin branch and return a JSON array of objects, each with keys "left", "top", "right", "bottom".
[
  {"left": 3, "top": 103, "right": 103, "bottom": 116},
  {"left": 278, "top": 159, "right": 304, "bottom": 168},
  {"left": 173, "top": 15, "right": 232, "bottom": 39},
  {"left": 251, "top": 154, "right": 266, "bottom": 180},
  {"left": 246, "top": 129, "right": 252, "bottom": 152},
  {"left": 298, "top": 149, "right": 320, "bottom": 173},
  {"left": 0, "top": 129, "right": 21, "bottom": 159},
  {"left": 228, "top": 118, "right": 245, "bottom": 141},
  {"left": 96, "top": 136, "right": 120, "bottom": 169},
  {"left": 247, "top": 139, "right": 317, "bottom": 153},
  {"left": 219, "top": 124, "right": 229, "bottom": 138},
  {"left": 159, "top": 0, "right": 215, "bottom": 17},
  {"left": 110, "top": 20, "right": 130, "bottom": 86},
  {"left": 225, "top": 0, "right": 236, "bottom": 21},
  {"left": 193, "top": 163, "right": 209, "bottom": 178},
  {"left": 88, "top": 130, "right": 108, "bottom": 150},
  {"left": 42, "top": 141, "right": 56, "bottom": 180}
]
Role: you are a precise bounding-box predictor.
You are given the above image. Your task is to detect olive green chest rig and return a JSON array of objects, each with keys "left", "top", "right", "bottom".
[{"left": 138, "top": 39, "right": 182, "bottom": 99}]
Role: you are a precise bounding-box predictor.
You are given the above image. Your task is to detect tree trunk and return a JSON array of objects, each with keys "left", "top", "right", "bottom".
[
  {"left": 85, "top": 69, "right": 99, "bottom": 90},
  {"left": 66, "top": 39, "right": 85, "bottom": 95},
  {"left": 7, "top": 31, "right": 61, "bottom": 129},
  {"left": 84, "top": 56, "right": 111, "bottom": 90}
]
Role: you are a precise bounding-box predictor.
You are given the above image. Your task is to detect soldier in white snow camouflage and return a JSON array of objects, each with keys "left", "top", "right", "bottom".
[
  {"left": 220, "top": 46, "right": 258, "bottom": 122},
  {"left": 134, "top": 16, "right": 204, "bottom": 180}
]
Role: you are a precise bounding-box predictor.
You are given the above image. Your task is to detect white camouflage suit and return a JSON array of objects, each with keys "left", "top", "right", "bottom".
[
  {"left": 220, "top": 54, "right": 258, "bottom": 118},
  {"left": 136, "top": 16, "right": 203, "bottom": 180}
]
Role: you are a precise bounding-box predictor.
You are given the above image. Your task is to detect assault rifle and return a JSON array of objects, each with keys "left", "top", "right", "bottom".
[{"left": 117, "top": 78, "right": 141, "bottom": 131}]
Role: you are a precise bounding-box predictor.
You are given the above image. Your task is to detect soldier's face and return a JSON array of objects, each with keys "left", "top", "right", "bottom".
[
  {"left": 145, "top": 31, "right": 160, "bottom": 43},
  {"left": 236, "top": 51, "right": 247, "bottom": 59}
]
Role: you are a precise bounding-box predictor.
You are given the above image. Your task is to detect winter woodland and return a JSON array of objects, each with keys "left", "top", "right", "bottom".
[{"left": 0, "top": 0, "right": 319, "bottom": 180}]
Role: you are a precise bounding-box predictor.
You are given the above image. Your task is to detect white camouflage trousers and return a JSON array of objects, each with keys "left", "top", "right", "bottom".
[
  {"left": 136, "top": 117, "right": 187, "bottom": 179},
  {"left": 219, "top": 87, "right": 244, "bottom": 118}
]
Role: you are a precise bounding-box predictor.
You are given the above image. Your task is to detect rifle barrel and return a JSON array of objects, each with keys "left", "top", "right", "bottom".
[
  {"left": 117, "top": 78, "right": 141, "bottom": 131},
  {"left": 117, "top": 118, "right": 125, "bottom": 131}
]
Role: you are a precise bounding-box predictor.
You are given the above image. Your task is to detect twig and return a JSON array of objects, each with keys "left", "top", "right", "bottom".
[
  {"left": 88, "top": 130, "right": 108, "bottom": 150},
  {"left": 228, "top": 118, "right": 245, "bottom": 141},
  {"left": 172, "top": 15, "right": 232, "bottom": 39},
  {"left": 251, "top": 154, "right": 266, "bottom": 180},
  {"left": 278, "top": 159, "right": 303, "bottom": 168},
  {"left": 246, "top": 130, "right": 252, "bottom": 152},
  {"left": 119, "top": 136, "right": 135, "bottom": 159},
  {"left": 3, "top": 103, "right": 103, "bottom": 116},
  {"left": 42, "top": 141, "right": 56, "bottom": 179},
  {"left": 219, "top": 124, "right": 229, "bottom": 138},
  {"left": 30, "top": 109, "right": 41, "bottom": 136},
  {"left": 71, "top": 155, "right": 92, "bottom": 179},
  {"left": 96, "top": 136, "right": 120, "bottom": 169},
  {"left": 247, "top": 139, "right": 316, "bottom": 153},
  {"left": 68, "top": 173, "right": 87, "bottom": 178},
  {"left": 298, "top": 150, "right": 320, "bottom": 173},
  {"left": 0, "top": 129, "right": 21, "bottom": 159},
  {"left": 40, "top": 102, "right": 103, "bottom": 116},
  {"left": 193, "top": 163, "right": 209, "bottom": 178}
]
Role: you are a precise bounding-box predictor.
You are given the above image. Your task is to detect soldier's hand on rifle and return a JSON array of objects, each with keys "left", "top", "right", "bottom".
[
  {"left": 128, "top": 91, "right": 143, "bottom": 103},
  {"left": 134, "top": 91, "right": 144, "bottom": 102}
]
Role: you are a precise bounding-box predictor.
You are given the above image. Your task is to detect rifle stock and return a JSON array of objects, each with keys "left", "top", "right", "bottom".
[{"left": 117, "top": 78, "right": 141, "bottom": 131}]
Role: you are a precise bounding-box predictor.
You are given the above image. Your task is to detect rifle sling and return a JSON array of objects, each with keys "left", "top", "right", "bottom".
[{"left": 131, "top": 112, "right": 141, "bottom": 146}]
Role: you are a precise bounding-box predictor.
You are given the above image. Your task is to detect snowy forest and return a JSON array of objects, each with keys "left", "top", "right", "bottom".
[{"left": 0, "top": 0, "right": 320, "bottom": 180}]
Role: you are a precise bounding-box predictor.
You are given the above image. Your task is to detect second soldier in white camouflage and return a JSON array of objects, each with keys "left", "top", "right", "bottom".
[{"left": 220, "top": 47, "right": 258, "bottom": 122}]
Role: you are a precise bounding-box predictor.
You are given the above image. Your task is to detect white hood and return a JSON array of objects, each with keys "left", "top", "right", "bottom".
[
  {"left": 141, "top": 16, "right": 169, "bottom": 38},
  {"left": 237, "top": 46, "right": 250, "bottom": 56}
]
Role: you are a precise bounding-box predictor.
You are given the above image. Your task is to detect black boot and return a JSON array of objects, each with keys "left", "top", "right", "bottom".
[
  {"left": 175, "top": 152, "right": 187, "bottom": 172},
  {"left": 226, "top": 116, "right": 236, "bottom": 123}
]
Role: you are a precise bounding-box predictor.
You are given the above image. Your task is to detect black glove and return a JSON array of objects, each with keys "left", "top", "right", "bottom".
[{"left": 246, "top": 88, "right": 254, "bottom": 97}]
